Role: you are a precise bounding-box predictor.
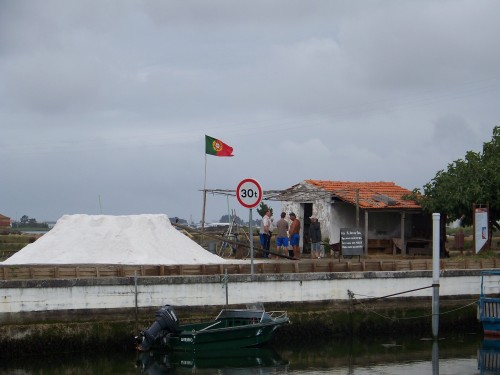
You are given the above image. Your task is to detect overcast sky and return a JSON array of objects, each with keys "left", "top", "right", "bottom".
[{"left": 1, "top": 1, "right": 499, "bottom": 224}]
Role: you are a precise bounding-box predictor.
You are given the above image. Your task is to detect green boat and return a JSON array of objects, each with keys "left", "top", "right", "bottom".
[{"left": 136, "top": 303, "right": 289, "bottom": 352}]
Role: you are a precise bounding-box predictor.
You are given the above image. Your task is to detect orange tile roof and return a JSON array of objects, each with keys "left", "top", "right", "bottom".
[
  {"left": 0, "top": 214, "right": 10, "bottom": 227},
  {"left": 305, "top": 180, "right": 421, "bottom": 210}
]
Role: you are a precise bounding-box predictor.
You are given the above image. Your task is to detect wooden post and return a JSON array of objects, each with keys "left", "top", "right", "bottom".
[
  {"left": 364, "top": 211, "right": 369, "bottom": 256},
  {"left": 355, "top": 189, "right": 360, "bottom": 228},
  {"left": 400, "top": 212, "right": 406, "bottom": 256}
]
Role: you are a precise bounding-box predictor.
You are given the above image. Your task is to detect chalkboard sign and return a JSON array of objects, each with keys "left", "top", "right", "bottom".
[{"left": 340, "top": 228, "right": 364, "bottom": 256}]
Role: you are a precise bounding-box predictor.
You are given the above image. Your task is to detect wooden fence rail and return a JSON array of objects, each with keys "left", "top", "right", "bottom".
[{"left": 1, "top": 258, "right": 499, "bottom": 280}]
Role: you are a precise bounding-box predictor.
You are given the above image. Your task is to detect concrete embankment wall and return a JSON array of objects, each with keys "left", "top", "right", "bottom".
[
  {"left": 0, "top": 269, "right": 494, "bottom": 357},
  {"left": 0, "top": 269, "right": 490, "bottom": 313}
]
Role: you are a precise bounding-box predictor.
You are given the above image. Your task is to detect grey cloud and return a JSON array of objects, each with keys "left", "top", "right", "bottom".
[{"left": 1, "top": 1, "right": 499, "bottom": 223}]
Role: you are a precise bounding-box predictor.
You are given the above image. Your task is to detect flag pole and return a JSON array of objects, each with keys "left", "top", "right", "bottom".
[
  {"left": 201, "top": 151, "right": 208, "bottom": 247},
  {"left": 201, "top": 135, "right": 233, "bottom": 248}
]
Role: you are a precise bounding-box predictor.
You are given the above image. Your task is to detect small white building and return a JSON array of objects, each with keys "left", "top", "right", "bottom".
[{"left": 279, "top": 180, "right": 432, "bottom": 256}]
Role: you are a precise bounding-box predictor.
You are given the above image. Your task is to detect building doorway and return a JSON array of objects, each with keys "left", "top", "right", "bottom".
[{"left": 303, "top": 203, "right": 313, "bottom": 254}]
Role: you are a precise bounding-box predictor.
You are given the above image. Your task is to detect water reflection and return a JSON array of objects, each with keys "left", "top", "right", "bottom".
[
  {"left": 0, "top": 334, "right": 485, "bottom": 374},
  {"left": 478, "top": 338, "right": 500, "bottom": 374},
  {"left": 136, "top": 347, "right": 289, "bottom": 374},
  {"left": 432, "top": 340, "right": 439, "bottom": 375}
]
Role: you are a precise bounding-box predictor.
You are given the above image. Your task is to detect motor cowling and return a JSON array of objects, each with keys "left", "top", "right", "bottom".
[{"left": 137, "top": 305, "right": 179, "bottom": 351}]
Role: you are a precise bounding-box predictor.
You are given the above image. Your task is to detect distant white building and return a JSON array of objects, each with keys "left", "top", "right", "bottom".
[{"left": 43, "top": 221, "right": 57, "bottom": 229}]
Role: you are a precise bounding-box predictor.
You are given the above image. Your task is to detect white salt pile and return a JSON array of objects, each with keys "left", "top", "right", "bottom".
[{"left": 2, "top": 214, "right": 227, "bottom": 265}]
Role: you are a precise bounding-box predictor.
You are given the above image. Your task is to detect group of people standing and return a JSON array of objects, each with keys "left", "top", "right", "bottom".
[{"left": 259, "top": 210, "right": 322, "bottom": 259}]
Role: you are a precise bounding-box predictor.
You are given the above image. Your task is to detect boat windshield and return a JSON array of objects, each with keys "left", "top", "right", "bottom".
[{"left": 245, "top": 302, "right": 265, "bottom": 311}]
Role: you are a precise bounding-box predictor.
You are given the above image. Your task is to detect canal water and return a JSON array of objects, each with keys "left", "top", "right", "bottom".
[{"left": 1, "top": 332, "right": 494, "bottom": 375}]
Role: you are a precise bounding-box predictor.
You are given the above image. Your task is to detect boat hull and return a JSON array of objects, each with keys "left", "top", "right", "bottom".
[
  {"left": 168, "top": 320, "right": 287, "bottom": 351},
  {"left": 483, "top": 321, "right": 500, "bottom": 337}
]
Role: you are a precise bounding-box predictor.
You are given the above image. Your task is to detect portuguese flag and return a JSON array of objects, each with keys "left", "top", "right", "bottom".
[{"left": 205, "top": 135, "right": 234, "bottom": 157}]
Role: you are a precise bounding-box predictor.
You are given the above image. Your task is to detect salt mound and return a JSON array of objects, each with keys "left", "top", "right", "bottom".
[{"left": 2, "top": 214, "right": 227, "bottom": 265}]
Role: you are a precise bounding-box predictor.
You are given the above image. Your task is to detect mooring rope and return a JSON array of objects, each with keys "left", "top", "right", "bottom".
[
  {"left": 437, "top": 299, "right": 480, "bottom": 315},
  {"left": 354, "top": 298, "right": 479, "bottom": 321},
  {"left": 348, "top": 288, "right": 479, "bottom": 321},
  {"left": 349, "top": 285, "right": 434, "bottom": 305}
]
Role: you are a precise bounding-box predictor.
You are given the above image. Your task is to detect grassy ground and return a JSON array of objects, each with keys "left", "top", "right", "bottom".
[{"left": 0, "top": 233, "right": 41, "bottom": 262}]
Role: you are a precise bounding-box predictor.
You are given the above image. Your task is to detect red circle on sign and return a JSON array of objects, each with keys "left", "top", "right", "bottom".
[{"left": 236, "top": 178, "right": 263, "bottom": 209}]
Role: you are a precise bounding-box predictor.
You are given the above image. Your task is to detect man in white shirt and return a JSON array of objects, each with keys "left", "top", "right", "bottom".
[{"left": 259, "top": 210, "right": 272, "bottom": 258}]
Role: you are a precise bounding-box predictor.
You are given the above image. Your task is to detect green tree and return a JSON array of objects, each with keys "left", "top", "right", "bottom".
[
  {"left": 14, "top": 215, "right": 47, "bottom": 229},
  {"left": 170, "top": 217, "right": 187, "bottom": 225},
  {"left": 256, "top": 202, "right": 273, "bottom": 218},
  {"left": 413, "top": 126, "right": 500, "bottom": 232}
]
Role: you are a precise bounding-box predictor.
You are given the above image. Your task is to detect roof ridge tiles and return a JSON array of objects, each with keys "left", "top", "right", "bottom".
[{"left": 303, "top": 179, "right": 419, "bottom": 209}]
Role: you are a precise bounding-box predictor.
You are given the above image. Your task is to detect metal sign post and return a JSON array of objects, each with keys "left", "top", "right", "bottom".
[
  {"left": 236, "top": 178, "right": 263, "bottom": 278},
  {"left": 249, "top": 208, "right": 254, "bottom": 275}
]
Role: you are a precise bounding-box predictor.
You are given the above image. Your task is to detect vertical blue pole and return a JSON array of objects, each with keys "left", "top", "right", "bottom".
[{"left": 432, "top": 213, "right": 440, "bottom": 339}]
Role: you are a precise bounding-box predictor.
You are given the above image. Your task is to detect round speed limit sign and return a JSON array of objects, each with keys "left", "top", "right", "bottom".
[{"left": 236, "top": 178, "right": 263, "bottom": 209}]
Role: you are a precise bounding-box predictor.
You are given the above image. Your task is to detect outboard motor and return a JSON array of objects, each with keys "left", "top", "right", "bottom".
[{"left": 136, "top": 305, "right": 179, "bottom": 351}]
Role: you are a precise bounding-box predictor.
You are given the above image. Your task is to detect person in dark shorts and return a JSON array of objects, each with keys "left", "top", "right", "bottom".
[
  {"left": 289, "top": 212, "right": 301, "bottom": 259},
  {"left": 259, "top": 210, "right": 272, "bottom": 258},
  {"left": 275, "top": 212, "right": 289, "bottom": 258}
]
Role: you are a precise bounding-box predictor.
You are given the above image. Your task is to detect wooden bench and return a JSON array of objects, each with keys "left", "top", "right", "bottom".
[
  {"left": 407, "top": 239, "right": 432, "bottom": 256},
  {"left": 368, "top": 239, "right": 392, "bottom": 254},
  {"left": 408, "top": 247, "right": 432, "bottom": 256}
]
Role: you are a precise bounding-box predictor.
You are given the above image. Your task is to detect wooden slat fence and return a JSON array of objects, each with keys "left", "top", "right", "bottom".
[{"left": 1, "top": 258, "right": 499, "bottom": 280}]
